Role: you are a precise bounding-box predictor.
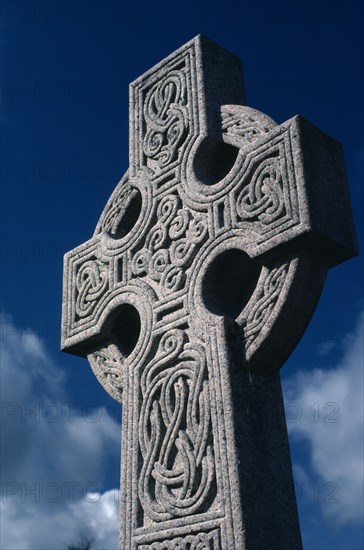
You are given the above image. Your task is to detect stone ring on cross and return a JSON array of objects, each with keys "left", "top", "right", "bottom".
[{"left": 62, "top": 36, "right": 357, "bottom": 550}]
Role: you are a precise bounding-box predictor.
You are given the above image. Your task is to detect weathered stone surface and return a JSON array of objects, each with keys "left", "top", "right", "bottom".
[{"left": 61, "top": 35, "right": 357, "bottom": 549}]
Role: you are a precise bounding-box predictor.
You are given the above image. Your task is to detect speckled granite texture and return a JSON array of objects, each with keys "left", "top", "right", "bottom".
[{"left": 62, "top": 35, "right": 357, "bottom": 549}]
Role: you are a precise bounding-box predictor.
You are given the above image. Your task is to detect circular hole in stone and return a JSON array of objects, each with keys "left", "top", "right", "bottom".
[
  {"left": 106, "top": 303, "right": 141, "bottom": 357},
  {"left": 109, "top": 187, "right": 142, "bottom": 239},
  {"left": 193, "top": 138, "right": 238, "bottom": 186},
  {"left": 202, "top": 249, "right": 261, "bottom": 319}
]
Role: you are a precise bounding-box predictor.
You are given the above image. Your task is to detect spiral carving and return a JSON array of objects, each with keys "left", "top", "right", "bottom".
[
  {"left": 130, "top": 192, "right": 208, "bottom": 294},
  {"left": 149, "top": 249, "right": 170, "bottom": 281},
  {"left": 157, "top": 194, "right": 179, "bottom": 224},
  {"left": 169, "top": 209, "right": 190, "bottom": 240},
  {"left": 161, "top": 265, "right": 186, "bottom": 294},
  {"left": 132, "top": 249, "right": 152, "bottom": 276},
  {"left": 146, "top": 224, "right": 168, "bottom": 252},
  {"left": 187, "top": 216, "right": 208, "bottom": 244}
]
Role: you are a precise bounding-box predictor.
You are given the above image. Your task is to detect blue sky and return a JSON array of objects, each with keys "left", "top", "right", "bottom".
[{"left": 1, "top": 1, "right": 363, "bottom": 548}]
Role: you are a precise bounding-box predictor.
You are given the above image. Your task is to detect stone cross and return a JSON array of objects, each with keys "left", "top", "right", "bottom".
[{"left": 62, "top": 36, "right": 357, "bottom": 549}]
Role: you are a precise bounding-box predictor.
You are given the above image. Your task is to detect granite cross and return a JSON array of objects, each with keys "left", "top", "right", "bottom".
[{"left": 61, "top": 36, "right": 357, "bottom": 549}]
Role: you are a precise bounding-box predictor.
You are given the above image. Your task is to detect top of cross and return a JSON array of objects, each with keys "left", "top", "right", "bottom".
[
  {"left": 61, "top": 35, "right": 357, "bottom": 404},
  {"left": 128, "top": 35, "right": 244, "bottom": 179}
]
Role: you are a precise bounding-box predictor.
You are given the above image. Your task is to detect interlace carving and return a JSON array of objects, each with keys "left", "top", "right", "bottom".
[
  {"left": 143, "top": 71, "right": 189, "bottom": 172},
  {"left": 75, "top": 258, "right": 108, "bottom": 319},
  {"left": 222, "top": 108, "right": 272, "bottom": 145},
  {"left": 138, "top": 529, "right": 220, "bottom": 549},
  {"left": 244, "top": 264, "right": 288, "bottom": 349},
  {"left": 138, "top": 329, "right": 215, "bottom": 521},
  {"left": 88, "top": 344, "right": 124, "bottom": 402},
  {"left": 96, "top": 181, "right": 138, "bottom": 237},
  {"left": 236, "top": 155, "right": 285, "bottom": 224}
]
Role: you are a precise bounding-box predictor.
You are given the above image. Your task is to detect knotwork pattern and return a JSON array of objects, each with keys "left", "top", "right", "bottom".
[
  {"left": 96, "top": 181, "right": 139, "bottom": 237},
  {"left": 138, "top": 329, "right": 215, "bottom": 522},
  {"left": 236, "top": 155, "right": 285, "bottom": 224},
  {"left": 244, "top": 264, "right": 288, "bottom": 350},
  {"left": 143, "top": 71, "right": 189, "bottom": 172},
  {"left": 222, "top": 109, "right": 272, "bottom": 145},
  {"left": 138, "top": 529, "right": 220, "bottom": 549},
  {"left": 75, "top": 258, "right": 109, "bottom": 319},
  {"left": 88, "top": 344, "right": 124, "bottom": 402}
]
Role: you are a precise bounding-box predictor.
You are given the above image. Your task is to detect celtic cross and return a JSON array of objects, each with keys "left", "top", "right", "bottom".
[{"left": 62, "top": 36, "right": 357, "bottom": 549}]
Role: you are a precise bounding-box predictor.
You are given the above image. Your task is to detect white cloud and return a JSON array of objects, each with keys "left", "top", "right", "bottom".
[
  {"left": 0, "top": 314, "right": 120, "bottom": 549},
  {"left": 70, "top": 490, "right": 119, "bottom": 544},
  {"left": 317, "top": 340, "right": 336, "bottom": 356},
  {"left": 2, "top": 309, "right": 362, "bottom": 547},
  {"left": 0, "top": 489, "right": 119, "bottom": 550},
  {"left": 283, "top": 311, "right": 364, "bottom": 526}
]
